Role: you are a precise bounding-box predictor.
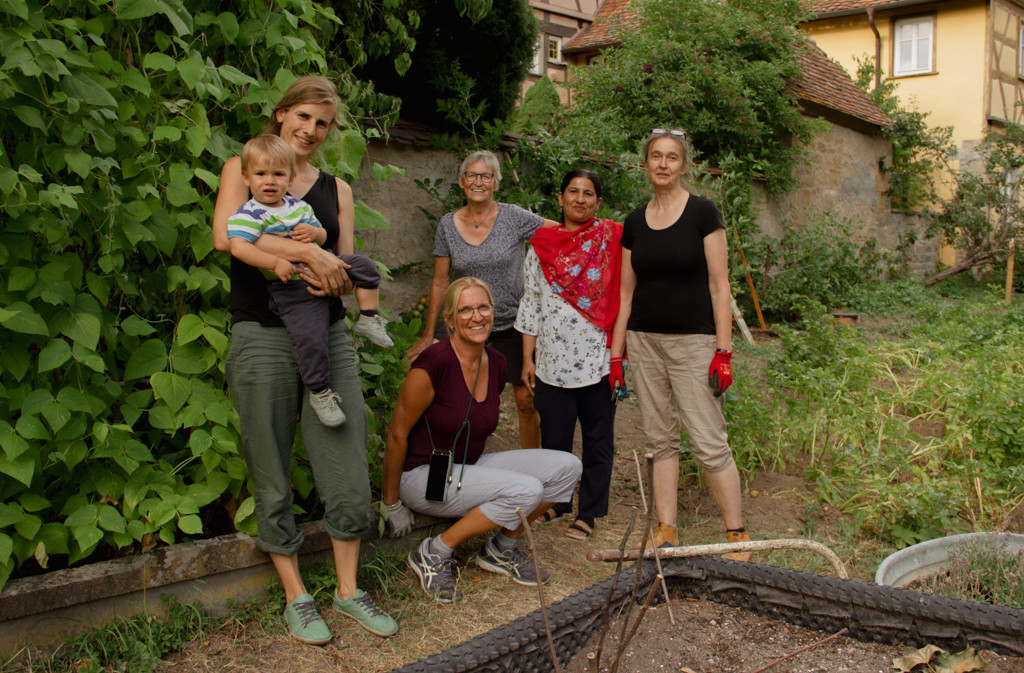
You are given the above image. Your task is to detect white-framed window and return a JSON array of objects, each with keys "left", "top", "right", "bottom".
[
  {"left": 1019, "top": 23, "right": 1024, "bottom": 77},
  {"left": 530, "top": 39, "right": 542, "bottom": 75},
  {"left": 893, "top": 16, "right": 933, "bottom": 76},
  {"left": 547, "top": 36, "right": 562, "bottom": 64}
]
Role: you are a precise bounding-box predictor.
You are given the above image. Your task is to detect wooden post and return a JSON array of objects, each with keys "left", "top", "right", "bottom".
[{"left": 1006, "top": 240, "right": 1016, "bottom": 302}]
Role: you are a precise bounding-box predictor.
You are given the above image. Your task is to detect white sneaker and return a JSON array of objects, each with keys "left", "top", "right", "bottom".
[
  {"left": 353, "top": 314, "right": 394, "bottom": 348},
  {"left": 309, "top": 389, "right": 346, "bottom": 427}
]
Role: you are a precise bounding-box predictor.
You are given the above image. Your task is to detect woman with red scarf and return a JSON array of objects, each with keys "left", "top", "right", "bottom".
[{"left": 515, "top": 169, "right": 622, "bottom": 540}]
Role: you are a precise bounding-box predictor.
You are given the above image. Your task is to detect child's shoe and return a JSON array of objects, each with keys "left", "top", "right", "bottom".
[
  {"left": 309, "top": 389, "right": 346, "bottom": 427},
  {"left": 354, "top": 314, "right": 394, "bottom": 348}
]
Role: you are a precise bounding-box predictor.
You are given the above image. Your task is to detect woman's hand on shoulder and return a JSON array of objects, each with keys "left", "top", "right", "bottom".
[{"left": 212, "top": 156, "right": 247, "bottom": 253}]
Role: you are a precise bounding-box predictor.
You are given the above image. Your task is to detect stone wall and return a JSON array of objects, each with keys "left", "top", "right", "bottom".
[
  {"left": 351, "top": 121, "right": 940, "bottom": 315},
  {"left": 758, "top": 122, "right": 938, "bottom": 277}
]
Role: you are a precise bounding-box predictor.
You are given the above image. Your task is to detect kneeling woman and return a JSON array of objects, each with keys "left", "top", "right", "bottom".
[{"left": 382, "top": 277, "right": 582, "bottom": 603}]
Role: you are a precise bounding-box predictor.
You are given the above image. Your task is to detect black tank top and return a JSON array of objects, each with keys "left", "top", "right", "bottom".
[{"left": 229, "top": 170, "right": 345, "bottom": 326}]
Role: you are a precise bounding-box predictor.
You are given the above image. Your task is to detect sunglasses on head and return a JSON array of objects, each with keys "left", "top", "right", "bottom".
[{"left": 651, "top": 128, "right": 687, "bottom": 139}]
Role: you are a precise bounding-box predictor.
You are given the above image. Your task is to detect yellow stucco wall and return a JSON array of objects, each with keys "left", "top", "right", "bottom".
[{"left": 803, "top": 0, "right": 990, "bottom": 151}]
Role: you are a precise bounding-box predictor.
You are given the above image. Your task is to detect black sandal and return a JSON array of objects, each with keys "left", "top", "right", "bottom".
[
  {"left": 565, "top": 519, "right": 593, "bottom": 540},
  {"left": 538, "top": 508, "right": 564, "bottom": 524}
]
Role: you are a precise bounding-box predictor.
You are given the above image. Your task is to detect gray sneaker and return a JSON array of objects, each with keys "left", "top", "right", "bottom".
[
  {"left": 353, "top": 314, "right": 394, "bottom": 348},
  {"left": 476, "top": 538, "right": 550, "bottom": 586},
  {"left": 309, "top": 388, "right": 346, "bottom": 427},
  {"left": 408, "top": 537, "right": 461, "bottom": 603}
]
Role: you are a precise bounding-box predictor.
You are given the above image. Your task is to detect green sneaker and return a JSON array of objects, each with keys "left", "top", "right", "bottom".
[
  {"left": 284, "top": 593, "right": 332, "bottom": 645},
  {"left": 333, "top": 588, "right": 399, "bottom": 637}
]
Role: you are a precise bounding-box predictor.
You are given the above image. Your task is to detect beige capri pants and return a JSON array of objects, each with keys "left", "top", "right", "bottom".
[{"left": 626, "top": 331, "right": 735, "bottom": 473}]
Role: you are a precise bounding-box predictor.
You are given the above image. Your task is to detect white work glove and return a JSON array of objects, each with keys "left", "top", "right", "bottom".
[{"left": 384, "top": 499, "right": 415, "bottom": 538}]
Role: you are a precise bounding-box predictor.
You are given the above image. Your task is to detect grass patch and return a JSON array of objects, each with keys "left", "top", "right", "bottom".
[{"left": 913, "top": 540, "right": 1024, "bottom": 608}]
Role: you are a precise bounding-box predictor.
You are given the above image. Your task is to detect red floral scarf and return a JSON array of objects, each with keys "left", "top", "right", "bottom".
[{"left": 530, "top": 218, "right": 623, "bottom": 334}]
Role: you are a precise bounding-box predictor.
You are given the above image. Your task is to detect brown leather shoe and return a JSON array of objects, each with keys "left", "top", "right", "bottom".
[
  {"left": 637, "top": 522, "right": 678, "bottom": 553},
  {"left": 723, "top": 529, "right": 752, "bottom": 561}
]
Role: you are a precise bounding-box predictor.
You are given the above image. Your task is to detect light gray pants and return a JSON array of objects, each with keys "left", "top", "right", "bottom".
[{"left": 399, "top": 449, "right": 582, "bottom": 531}]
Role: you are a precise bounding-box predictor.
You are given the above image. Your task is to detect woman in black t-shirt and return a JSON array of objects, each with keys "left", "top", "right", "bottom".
[{"left": 609, "top": 128, "right": 750, "bottom": 560}]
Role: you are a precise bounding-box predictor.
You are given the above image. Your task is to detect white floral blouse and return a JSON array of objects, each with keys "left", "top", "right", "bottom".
[{"left": 515, "top": 248, "right": 610, "bottom": 388}]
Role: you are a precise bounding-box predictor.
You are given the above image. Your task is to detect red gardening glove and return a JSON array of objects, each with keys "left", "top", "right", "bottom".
[
  {"left": 609, "top": 357, "right": 626, "bottom": 396},
  {"left": 709, "top": 350, "right": 733, "bottom": 397}
]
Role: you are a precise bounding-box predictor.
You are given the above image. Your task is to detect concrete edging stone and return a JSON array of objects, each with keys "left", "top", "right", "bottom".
[{"left": 0, "top": 513, "right": 448, "bottom": 657}]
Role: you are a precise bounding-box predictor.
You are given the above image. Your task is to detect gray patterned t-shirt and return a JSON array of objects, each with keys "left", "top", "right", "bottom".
[{"left": 433, "top": 202, "right": 544, "bottom": 331}]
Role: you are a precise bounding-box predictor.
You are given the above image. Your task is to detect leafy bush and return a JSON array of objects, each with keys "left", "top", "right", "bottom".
[
  {"left": 509, "top": 76, "right": 560, "bottom": 135},
  {"left": 0, "top": 0, "right": 410, "bottom": 591},
  {"left": 558, "top": 0, "right": 821, "bottom": 194},
  {"left": 744, "top": 212, "right": 885, "bottom": 322},
  {"left": 854, "top": 59, "right": 954, "bottom": 212},
  {"left": 357, "top": 0, "right": 538, "bottom": 135}
]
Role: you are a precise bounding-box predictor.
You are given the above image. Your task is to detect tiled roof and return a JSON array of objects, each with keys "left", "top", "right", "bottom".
[
  {"left": 565, "top": 0, "right": 889, "bottom": 129},
  {"left": 563, "top": 0, "right": 640, "bottom": 52},
  {"left": 791, "top": 44, "right": 891, "bottom": 127},
  {"left": 803, "top": 0, "right": 936, "bottom": 16}
]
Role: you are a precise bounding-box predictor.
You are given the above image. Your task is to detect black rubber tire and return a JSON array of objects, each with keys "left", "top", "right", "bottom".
[{"left": 388, "top": 557, "right": 1024, "bottom": 673}]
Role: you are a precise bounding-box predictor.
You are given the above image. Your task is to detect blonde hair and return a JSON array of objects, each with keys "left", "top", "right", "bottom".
[
  {"left": 240, "top": 135, "right": 297, "bottom": 175},
  {"left": 263, "top": 75, "right": 342, "bottom": 136},
  {"left": 458, "top": 150, "right": 502, "bottom": 187},
  {"left": 442, "top": 277, "right": 495, "bottom": 334}
]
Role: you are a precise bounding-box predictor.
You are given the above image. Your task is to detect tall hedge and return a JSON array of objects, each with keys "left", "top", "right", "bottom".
[
  {"left": 357, "top": 0, "right": 538, "bottom": 131},
  {"left": 0, "top": 0, "right": 411, "bottom": 591}
]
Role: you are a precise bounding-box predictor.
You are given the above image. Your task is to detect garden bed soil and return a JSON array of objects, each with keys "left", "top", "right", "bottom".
[{"left": 566, "top": 598, "right": 1024, "bottom": 673}]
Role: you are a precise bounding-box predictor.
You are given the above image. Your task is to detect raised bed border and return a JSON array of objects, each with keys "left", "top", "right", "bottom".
[
  {"left": 389, "top": 556, "right": 1024, "bottom": 673},
  {"left": 0, "top": 516, "right": 448, "bottom": 657}
]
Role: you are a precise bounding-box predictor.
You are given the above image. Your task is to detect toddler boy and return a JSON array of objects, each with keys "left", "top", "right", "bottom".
[{"left": 226, "top": 135, "right": 392, "bottom": 427}]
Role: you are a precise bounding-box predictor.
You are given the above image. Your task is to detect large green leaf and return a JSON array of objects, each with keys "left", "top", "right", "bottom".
[
  {"left": 62, "top": 72, "right": 117, "bottom": 108},
  {"left": 354, "top": 200, "right": 390, "bottom": 231},
  {"left": 150, "top": 372, "right": 191, "bottom": 413},
  {"left": 0, "top": 456, "right": 35, "bottom": 487},
  {"left": 116, "top": 0, "right": 193, "bottom": 36},
  {"left": 124, "top": 339, "right": 168, "bottom": 380},
  {"left": 97, "top": 505, "right": 126, "bottom": 534},
  {"left": 121, "top": 315, "right": 157, "bottom": 336},
  {"left": 38, "top": 339, "right": 72, "bottom": 372},
  {"left": 60, "top": 294, "right": 102, "bottom": 350},
  {"left": 0, "top": 422, "right": 30, "bottom": 460},
  {"left": 175, "top": 314, "right": 204, "bottom": 344},
  {"left": 177, "top": 514, "right": 203, "bottom": 534},
  {"left": 0, "top": 534, "right": 12, "bottom": 565},
  {"left": 15, "top": 414, "right": 50, "bottom": 441},
  {"left": 176, "top": 53, "right": 206, "bottom": 90},
  {"left": 166, "top": 162, "right": 200, "bottom": 206},
  {"left": 0, "top": 302, "right": 50, "bottom": 336}
]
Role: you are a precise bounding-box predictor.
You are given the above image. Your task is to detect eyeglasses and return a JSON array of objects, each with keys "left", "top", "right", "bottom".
[
  {"left": 463, "top": 172, "right": 495, "bottom": 184},
  {"left": 456, "top": 304, "right": 493, "bottom": 319},
  {"left": 651, "top": 128, "right": 687, "bottom": 140}
]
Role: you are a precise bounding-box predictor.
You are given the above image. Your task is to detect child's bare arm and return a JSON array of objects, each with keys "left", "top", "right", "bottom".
[
  {"left": 291, "top": 223, "right": 326, "bottom": 245},
  {"left": 228, "top": 238, "right": 295, "bottom": 282}
]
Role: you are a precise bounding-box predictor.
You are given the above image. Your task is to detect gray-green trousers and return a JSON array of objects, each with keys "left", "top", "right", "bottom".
[{"left": 226, "top": 320, "right": 370, "bottom": 555}]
